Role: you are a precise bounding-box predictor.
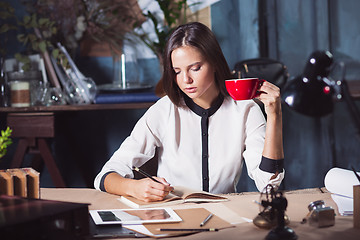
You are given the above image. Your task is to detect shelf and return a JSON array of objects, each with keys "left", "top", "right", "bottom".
[{"left": 0, "top": 102, "right": 155, "bottom": 113}]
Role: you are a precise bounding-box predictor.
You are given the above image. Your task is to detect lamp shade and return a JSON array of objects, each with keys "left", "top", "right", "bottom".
[{"left": 282, "top": 51, "right": 334, "bottom": 117}]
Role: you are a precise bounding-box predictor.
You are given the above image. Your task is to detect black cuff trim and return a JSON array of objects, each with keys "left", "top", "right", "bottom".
[
  {"left": 259, "top": 156, "right": 284, "bottom": 173},
  {"left": 99, "top": 171, "right": 116, "bottom": 192}
]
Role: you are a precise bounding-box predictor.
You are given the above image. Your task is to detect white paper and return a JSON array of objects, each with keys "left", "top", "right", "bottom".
[
  {"left": 331, "top": 194, "right": 353, "bottom": 216},
  {"left": 324, "top": 167, "right": 360, "bottom": 215},
  {"left": 324, "top": 167, "right": 360, "bottom": 198}
]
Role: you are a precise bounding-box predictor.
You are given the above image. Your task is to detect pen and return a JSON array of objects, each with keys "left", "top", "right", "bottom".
[
  {"left": 351, "top": 166, "right": 360, "bottom": 183},
  {"left": 253, "top": 200, "right": 262, "bottom": 206},
  {"left": 132, "top": 166, "right": 162, "bottom": 184},
  {"left": 158, "top": 228, "right": 218, "bottom": 232},
  {"left": 200, "top": 213, "right": 213, "bottom": 227}
]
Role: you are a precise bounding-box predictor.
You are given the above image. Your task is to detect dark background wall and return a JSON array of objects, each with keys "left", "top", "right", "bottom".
[
  {"left": 212, "top": 0, "right": 360, "bottom": 191},
  {"left": 1, "top": 0, "right": 359, "bottom": 192}
]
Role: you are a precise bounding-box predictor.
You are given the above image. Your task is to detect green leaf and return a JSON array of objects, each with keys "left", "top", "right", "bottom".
[
  {"left": 38, "top": 18, "right": 49, "bottom": 26},
  {"left": 0, "top": 11, "right": 13, "bottom": 19},
  {"left": 0, "top": 127, "right": 12, "bottom": 159},
  {"left": 28, "top": 33, "right": 37, "bottom": 42},
  {"left": 31, "top": 41, "right": 39, "bottom": 51},
  {"left": 31, "top": 13, "right": 37, "bottom": 28},
  {"left": 15, "top": 54, "right": 30, "bottom": 65},
  {"left": 0, "top": 24, "right": 9, "bottom": 34},
  {"left": 23, "top": 15, "right": 31, "bottom": 25},
  {"left": 38, "top": 41, "right": 47, "bottom": 52},
  {"left": 0, "top": 2, "right": 14, "bottom": 13},
  {"left": 14, "top": 53, "right": 22, "bottom": 60},
  {"left": 52, "top": 49, "right": 59, "bottom": 58},
  {"left": 23, "top": 36, "right": 29, "bottom": 46},
  {"left": 21, "top": 63, "right": 31, "bottom": 72},
  {"left": 17, "top": 34, "right": 25, "bottom": 42},
  {"left": 45, "top": 40, "right": 52, "bottom": 48}
]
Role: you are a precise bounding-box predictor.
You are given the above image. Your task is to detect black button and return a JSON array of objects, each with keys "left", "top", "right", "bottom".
[
  {"left": 202, "top": 132, "right": 207, "bottom": 136},
  {"left": 203, "top": 177, "right": 208, "bottom": 181},
  {"left": 203, "top": 154, "right": 208, "bottom": 158}
]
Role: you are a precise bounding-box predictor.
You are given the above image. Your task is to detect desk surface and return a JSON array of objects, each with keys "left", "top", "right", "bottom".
[{"left": 41, "top": 188, "right": 360, "bottom": 240}]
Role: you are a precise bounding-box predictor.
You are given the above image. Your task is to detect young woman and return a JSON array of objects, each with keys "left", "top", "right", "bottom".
[{"left": 94, "top": 22, "right": 284, "bottom": 202}]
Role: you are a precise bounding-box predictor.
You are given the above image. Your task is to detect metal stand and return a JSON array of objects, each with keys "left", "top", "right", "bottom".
[{"left": 262, "top": 190, "right": 298, "bottom": 240}]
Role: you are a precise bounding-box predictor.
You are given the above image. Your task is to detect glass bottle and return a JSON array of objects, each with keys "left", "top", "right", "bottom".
[
  {"left": 57, "top": 43, "right": 97, "bottom": 104},
  {"left": 0, "top": 58, "right": 10, "bottom": 107}
]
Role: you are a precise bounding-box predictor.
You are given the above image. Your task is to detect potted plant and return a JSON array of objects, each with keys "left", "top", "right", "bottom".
[
  {"left": 134, "top": 0, "right": 201, "bottom": 96},
  {"left": 0, "top": 127, "right": 12, "bottom": 160}
]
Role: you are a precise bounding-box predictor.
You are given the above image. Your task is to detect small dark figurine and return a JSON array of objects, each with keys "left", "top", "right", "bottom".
[{"left": 254, "top": 184, "right": 297, "bottom": 240}]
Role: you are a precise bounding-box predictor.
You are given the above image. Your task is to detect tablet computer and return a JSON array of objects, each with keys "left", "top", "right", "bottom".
[
  {"left": 90, "top": 208, "right": 182, "bottom": 225},
  {"left": 88, "top": 214, "right": 144, "bottom": 239}
]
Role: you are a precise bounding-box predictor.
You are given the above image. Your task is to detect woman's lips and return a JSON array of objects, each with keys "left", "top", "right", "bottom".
[{"left": 185, "top": 87, "right": 197, "bottom": 93}]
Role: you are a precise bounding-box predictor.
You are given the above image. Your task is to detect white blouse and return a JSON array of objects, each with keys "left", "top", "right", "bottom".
[{"left": 94, "top": 95, "right": 284, "bottom": 194}]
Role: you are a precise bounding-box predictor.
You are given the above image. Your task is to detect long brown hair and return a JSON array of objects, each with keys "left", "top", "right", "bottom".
[{"left": 161, "top": 22, "right": 232, "bottom": 106}]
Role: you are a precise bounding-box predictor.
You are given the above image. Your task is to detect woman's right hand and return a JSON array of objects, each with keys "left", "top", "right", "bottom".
[
  {"left": 104, "top": 172, "right": 173, "bottom": 202},
  {"left": 131, "top": 177, "right": 173, "bottom": 202}
]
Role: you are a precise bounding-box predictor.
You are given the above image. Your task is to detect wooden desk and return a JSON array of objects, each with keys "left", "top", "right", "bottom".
[
  {"left": 0, "top": 102, "right": 155, "bottom": 187},
  {"left": 41, "top": 187, "right": 360, "bottom": 239}
]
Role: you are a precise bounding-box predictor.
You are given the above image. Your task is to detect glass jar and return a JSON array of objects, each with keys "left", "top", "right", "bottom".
[
  {"left": 0, "top": 58, "right": 10, "bottom": 107},
  {"left": 7, "top": 70, "right": 43, "bottom": 107}
]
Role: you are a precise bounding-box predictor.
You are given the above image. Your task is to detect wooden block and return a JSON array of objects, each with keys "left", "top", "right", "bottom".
[
  {"left": 7, "top": 168, "right": 27, "bottom": 197},
  {"left": 0, "top": 170, "right": 14, "bottom": 196},
  {"left": 22, "top": 168, "right": 40, "bottom": 198},
  {"left": 354, "top": 185, "right": 360, "bottom": 229}
]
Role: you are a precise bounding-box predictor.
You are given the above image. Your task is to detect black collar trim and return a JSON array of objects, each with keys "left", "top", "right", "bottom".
[{"left": 184, "top": 94, "right": 224, "bottom": 117}]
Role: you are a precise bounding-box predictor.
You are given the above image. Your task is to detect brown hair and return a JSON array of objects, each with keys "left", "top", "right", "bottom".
[{"left": 161, "top": 22, "right": 232, "bottom": 106}]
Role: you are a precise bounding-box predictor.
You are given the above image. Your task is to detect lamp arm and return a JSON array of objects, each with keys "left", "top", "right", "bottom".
[{"left": 340, "top": 79, "right": 360, "bottom": 138}]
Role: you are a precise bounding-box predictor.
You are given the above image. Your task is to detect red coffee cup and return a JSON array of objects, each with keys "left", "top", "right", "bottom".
[{"left": 225, "top": 78, "right": 264, "bottom": 101}]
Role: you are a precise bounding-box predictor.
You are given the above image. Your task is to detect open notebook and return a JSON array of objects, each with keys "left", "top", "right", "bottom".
[
  {"left": 118, "top": 186, "right": 228, "bottom": 208},
  {"left": 324, "top": 167, "right": 360, "bottom": 216}
]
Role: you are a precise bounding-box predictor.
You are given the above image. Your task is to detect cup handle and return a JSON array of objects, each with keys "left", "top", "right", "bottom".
[{"left": 255, "top": 79, "right": 266, "bottom": 98}]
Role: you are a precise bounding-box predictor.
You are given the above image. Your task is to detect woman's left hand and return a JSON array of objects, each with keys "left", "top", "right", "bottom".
[
  {"left": 257, "top": 81, "right": 284, "bottom": 160},
  {"left": 256, "top": 81, "right": 282, "bottom": 116}
]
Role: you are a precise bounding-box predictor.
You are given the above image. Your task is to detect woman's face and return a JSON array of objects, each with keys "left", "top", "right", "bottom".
[{"left": 171, "top": 45, "right": 218, "bottom": 109}]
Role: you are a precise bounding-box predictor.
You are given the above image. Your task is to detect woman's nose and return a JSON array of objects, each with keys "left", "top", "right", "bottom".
[{"left": 181, "top": 72, "right": 193, "bottom": 84}]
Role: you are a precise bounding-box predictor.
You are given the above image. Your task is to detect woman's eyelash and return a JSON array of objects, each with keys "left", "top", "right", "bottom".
[
  {"left": 173, "top": 65, "right": 201, "bottom": 74},
  {"left": 192, "top": 66, "right": 201, "bottom": 71}
]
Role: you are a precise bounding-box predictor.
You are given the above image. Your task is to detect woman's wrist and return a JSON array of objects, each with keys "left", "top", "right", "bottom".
[
  {"left": 265, "top": 103, "right": 282, "bottom": 118},
  {"left": 266, "top": 110, "right": 282, "bottom": 126},
  {"left": 104, "top": 172, "right": 136, "bottom": 196}
]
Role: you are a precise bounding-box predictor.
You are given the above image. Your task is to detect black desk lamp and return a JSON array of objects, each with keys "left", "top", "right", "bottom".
[{"left": 282, "top": 50, "right": 360, "bottom": 137}]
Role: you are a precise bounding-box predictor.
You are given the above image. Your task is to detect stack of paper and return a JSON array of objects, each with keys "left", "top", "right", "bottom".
[
  {"left": 89, "top": 207, "right": 233, "bottom": 238},
  {"left": 125, "top": 208, "right": 233, "bottom": 238},
  {"left": 324, "top": 167, "right": 360, "bottom": 215}
]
